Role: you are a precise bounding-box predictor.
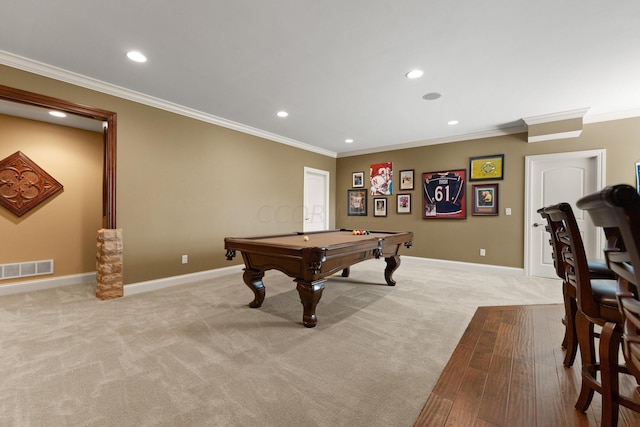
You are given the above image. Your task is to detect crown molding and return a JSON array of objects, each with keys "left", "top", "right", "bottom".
[
  {"left": 0, "top": 50, "right": 337, "bottom": 158},
  {"left": 337, "top": 125, "right": 527, "bottom": 158},
  {"left": 3, "top": 50, "right": 639, "bottom": 159},
  {"left": 583, "top": 107, "right": 640, "bottom": 124},
  {"left": 522, "top": 108, "right": 589, "bottom": 143},
  {"left": 527, "top": 130, "right": 583, "bottom": 143},
  {"left": 522, "top": 107, "right": 590, "bottom": 126}
]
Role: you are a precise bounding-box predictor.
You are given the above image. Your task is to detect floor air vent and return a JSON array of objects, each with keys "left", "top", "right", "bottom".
[{"left": 0, "top": 260, "right": 54, "bottom": 280}]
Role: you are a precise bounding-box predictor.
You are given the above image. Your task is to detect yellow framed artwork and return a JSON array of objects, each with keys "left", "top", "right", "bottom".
[{"left": 469, "top": 154, "right": 504, "bottom": 181}]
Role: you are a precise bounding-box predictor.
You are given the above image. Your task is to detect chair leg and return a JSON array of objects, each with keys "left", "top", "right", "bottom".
[
  {"left": 599, "top": 321, "right": 622, "bottom": 427},
  {"left": 575, "top": 310, "right": 596, "bottom": 411},
  {"left": 562, "top": 282, "right": 569, "bottom": 349},
  {"left": 562, "top": 282, "right": 578, "bottom": 367}
]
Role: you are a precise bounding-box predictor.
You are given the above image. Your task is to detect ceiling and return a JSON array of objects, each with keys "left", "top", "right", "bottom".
[
  {"left": 0, "top": 99, "right": 104, "bottom": 132},
  {"left": 1, "top": 1, "right": 639, "bottom": 157}
]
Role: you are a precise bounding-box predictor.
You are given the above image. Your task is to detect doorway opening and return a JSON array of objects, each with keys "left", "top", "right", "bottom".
[
  {"left": 524, "top": 149, "right": 605, "bottom": 277},
  {"left": 303, "top": 167, "right": 329, "bottom": 232},
  {"left": 0, "top": 84, "right": 117, "bottom": 228}
]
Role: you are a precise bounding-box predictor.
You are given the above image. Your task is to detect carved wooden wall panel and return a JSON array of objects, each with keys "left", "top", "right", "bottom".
[{"left": 0, "top": 151, "right": 63, "bottom": 217}]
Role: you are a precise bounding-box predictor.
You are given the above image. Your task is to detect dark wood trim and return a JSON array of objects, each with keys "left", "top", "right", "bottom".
[{"left": 0, "top": 84, "right": 117, "bottom": 228}]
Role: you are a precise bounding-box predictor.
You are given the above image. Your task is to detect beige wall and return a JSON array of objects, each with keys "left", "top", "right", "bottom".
[
  {"left": 336, "top": 119, "right": 640, "bottom": 268},
  {"left": 115, "top": 102, "right": 336, "bottom": 282},
  {"left": 0, "top": 114, "right": 103, "bottom": 280},
  {"left": 0, "top": 65, "right": 336, "bottom": 286},
  {"left": 1, "top": 63, "right": 638, "bottom": 287}
]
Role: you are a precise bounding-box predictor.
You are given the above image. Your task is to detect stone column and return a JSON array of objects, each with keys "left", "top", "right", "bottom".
[{"left": 96, "top": 228, "right": 124, "bottom": 300}]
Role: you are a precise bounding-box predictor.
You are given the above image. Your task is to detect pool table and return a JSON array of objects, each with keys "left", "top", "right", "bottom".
[{"left": 224, "top": 229, "right": 413, "bottom": 327}]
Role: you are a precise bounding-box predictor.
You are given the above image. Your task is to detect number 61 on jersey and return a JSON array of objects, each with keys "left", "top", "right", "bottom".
[{"left": 422, "top": 169, "right": 467, "bottom": 219}]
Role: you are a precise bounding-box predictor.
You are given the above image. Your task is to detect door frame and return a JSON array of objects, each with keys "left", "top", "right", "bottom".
[
  {"left": 0, "top": 84, "right": 117, "bottom": 228},
  {"left": 523, "top": 149, "right": 606, "bottom": 276},
  {"left": 303, "top": 167, "right": 330, "bottom": 232}
]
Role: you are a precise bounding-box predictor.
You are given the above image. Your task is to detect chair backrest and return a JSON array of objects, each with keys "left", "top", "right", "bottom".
[
  {"left": 542, "top": 202, "right": 602, "bottom": 318},
  {"left": 537, "top": 207, "right": 566, "bottom": 281},
  {"left": 577, "top": 184, "right": 640, "bottom": 378},
  {"left": 576, "top": 184, "right": 640, "bottom": 287}
]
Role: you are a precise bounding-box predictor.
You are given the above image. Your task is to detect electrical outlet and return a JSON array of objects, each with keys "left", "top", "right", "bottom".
[
  {"left": 505, "top": 207, "right": 512, "bottom": 215},
  {"left": 181, "top": 255, "right": 188, "bottom": 264},
  {"left": 480, "top": 249, "right": 486, "bottom": 256}
]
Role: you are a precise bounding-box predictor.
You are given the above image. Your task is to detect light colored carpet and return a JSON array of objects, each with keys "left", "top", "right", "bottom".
[{"left": 0, "top": 258, "right": 562, "bottom": 426}]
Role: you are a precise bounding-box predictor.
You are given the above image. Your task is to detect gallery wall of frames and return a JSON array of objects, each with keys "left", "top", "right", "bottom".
[{"left": 348, "top": 155, "right": 504, "bottom": 219}]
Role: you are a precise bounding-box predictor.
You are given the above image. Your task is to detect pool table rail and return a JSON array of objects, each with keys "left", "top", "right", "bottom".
[{"left": 224, "top": 229, "right": 413, "bottom": 327}]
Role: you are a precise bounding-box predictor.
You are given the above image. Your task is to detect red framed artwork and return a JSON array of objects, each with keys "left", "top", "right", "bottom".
[
  {"left": 370, "top": 162, "right": 393, "bottom": 195},
  {"left": 422, "top": 169, "right": 466, "bottom": 219}
]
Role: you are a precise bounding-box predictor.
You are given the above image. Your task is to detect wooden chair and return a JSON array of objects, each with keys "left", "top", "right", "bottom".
[
  {"left": 538, "top": 207, "right": 616, "bottom": 367},
  {"left": 541, "top": 202, "right": 625, "bottom": 426},
  {"left": 577, "top": 184, "right": 640, "bottom": 426}
]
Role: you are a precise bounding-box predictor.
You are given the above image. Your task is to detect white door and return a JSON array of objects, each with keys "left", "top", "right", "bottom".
[
  {"left": 525, "top": 150, "right": 605, "bottom": 278},
  {"left": 303, "top": 167, "right": 329, "bottom": 232}
]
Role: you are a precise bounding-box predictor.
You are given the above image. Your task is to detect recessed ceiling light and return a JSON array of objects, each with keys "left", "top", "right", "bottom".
[
  {"left": 276, "top": 111, "right": 288, "bottom": 118},
  {"left": 422, "top": 92, "right": 442, "bottom": 100},
  {"left": 126, "top": 50, "right": 147, "bottom": 63},
  {"left": 345, "top": 139, "right": 354, "bottom": 144},
  {"left": 406, "top": 69, "right": 424, "bottom": 79},
  {"left": 49, "top": 111, "right": 66, "bottom": 118},
  {"left": 448, "top": 120, "right": 459, "bottom": 125}
]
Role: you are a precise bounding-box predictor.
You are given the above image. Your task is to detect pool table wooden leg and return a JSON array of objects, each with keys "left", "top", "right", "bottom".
[
  {"left": 295, "top": 279, "right": 325, "bottom": 328},
  {"left": 384, "top": 255, "right": 400, "bottom": 286},
  {"left": 242, "top": 269, "right": 266, "bottom": 308}
]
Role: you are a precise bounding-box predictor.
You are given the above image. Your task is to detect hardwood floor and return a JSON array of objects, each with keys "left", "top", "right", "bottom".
[{"left": 414, "top": 304, "right": 640, "bottom": 427}]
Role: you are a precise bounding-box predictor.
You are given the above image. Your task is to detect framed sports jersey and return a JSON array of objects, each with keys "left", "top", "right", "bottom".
[{"left": 422, "top": 169, "right": 466, "bottom": 219}]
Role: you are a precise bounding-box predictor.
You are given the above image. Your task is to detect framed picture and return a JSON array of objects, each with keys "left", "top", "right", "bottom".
[
  {"left": 422, "top": 169, "right": 466, "bottom": 219},
  {"left": 370, "top": 162, "right": 393, "bottom": 195},
  {"left": 373, "top": 198, "right": 387, "bottom": 217},
  {"left": 352, "top": 171, "right": 364, "bottom": 188},
  {"left": 347, "top": 189, "right": 367, "bottom": 216},
  {"left": 472, "top": 184, "right": 499, "bottom": 216},
  {"left": 636, "top": 162, "right": 640, "bottom": 193},
  {"left": 397, "top": 194, "right": 411, "bottom": 214},
  {"left": 469, "top": 154, "right": 504, "bottom": 181},
  {"left": 399, "top": 169, "right": 414, "bottom": 190}
]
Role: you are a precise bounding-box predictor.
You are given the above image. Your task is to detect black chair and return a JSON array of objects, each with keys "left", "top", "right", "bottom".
[
  {"left": 577, "top": 184, "right": 640, "bottom": 426},
  {"left": 538, "top": 207, "right": 616, "bottom": 367}
]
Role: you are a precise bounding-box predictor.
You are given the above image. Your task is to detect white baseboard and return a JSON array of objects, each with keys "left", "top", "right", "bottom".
[
  {"left": 124, "top": 265, "right": 244, "bottom": 296},
  {"left": 402, "top": 256, "right": 525, "bottom": 276},
  {"left": 0, "top": 272, "right": 96, "bottom": 296},
  {"left": 0, "top": 258, "right": 523, "bottom": 298},
  {"left": 124, "top": 257, "right": 524, "bottom": 297}
]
